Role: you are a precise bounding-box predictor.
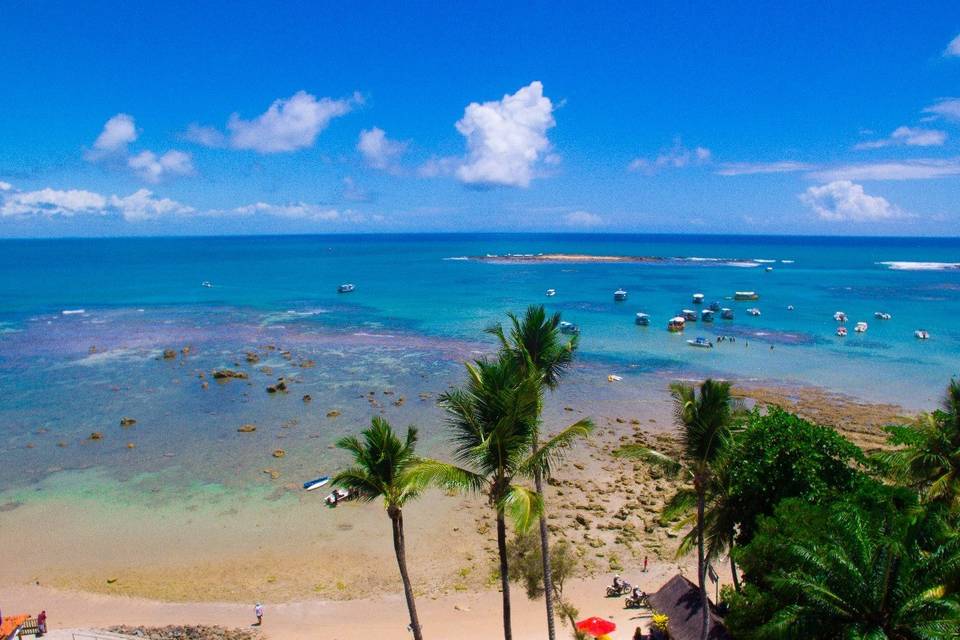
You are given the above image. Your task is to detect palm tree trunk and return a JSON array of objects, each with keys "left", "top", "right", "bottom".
[
  {"left": 534, "top": 469, "right": 557, "bottom": 640},
  {"left": 697, "top": 489, "right": 709, "bottom": 640},
  {"left": 729, "top": 538, "right": 741, "bottom": 593},
  {"left": 496, "top": 508, "right": 513, "bottom": 640},
  {"left": 390, "top": 507, "right": 424, "bottom": 640}
]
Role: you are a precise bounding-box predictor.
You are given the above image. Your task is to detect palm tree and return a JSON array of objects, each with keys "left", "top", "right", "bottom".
[
  {"left": 877, "top": 379, "right": 960, "bottom": 513},
  {"left": 759, "top": 509, "right": 960, "bottom": 639},
  {"left": 488, "top": 305, "right": 589, "bottom": 640},
  {"left": 332, "top": 417, "right": 426, "bottom": 640},
  {"left": 412, "top": 354, "right": 590, "bottom": 640},
  {"left": 616, "top": 379, "right": 738, "bottom": 640}
]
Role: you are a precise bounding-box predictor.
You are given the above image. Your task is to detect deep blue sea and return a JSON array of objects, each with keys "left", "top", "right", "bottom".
[{"left": 1, "top": 233, "right": 958, "bottom": 498}]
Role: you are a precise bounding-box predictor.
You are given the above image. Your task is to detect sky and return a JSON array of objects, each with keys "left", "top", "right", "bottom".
[{"left": 2, "top": 1, "right": 960, "bottom": 237}]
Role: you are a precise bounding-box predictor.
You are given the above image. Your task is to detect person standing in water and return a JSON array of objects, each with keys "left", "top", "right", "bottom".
[{"left": 254, "top": 603, "right": 263, "bottom": 626}]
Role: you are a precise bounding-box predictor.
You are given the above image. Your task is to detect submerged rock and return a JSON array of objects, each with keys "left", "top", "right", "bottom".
[
  {"left": 237, "top": 424, "right": 257, "bottom": 433},
  {"left": 162, "top": 349, "right": 177, "bottom": 359},
  {"left": 212, "top": 369, "right": 248, "bottom": 380},
  {"left": 272, "top": 449, "right": 285, "bottom": 458},
  {"left": 89, "top": 432, "right": 104, "bottom": 441},
  {"left": 120, "top": 417, "right": 137, "bottom": 427},
  {"left": 245, "top": 352, "right": 260, "bottom": 364},
  {"left": 302, "top": 394, "right": 312, "bottom": 403},
  {"left": 326, "top": 409, "right": 341, "bottom": 418},
  {"left": 266, "top": 379, "right": 288, "bottom": 393}
]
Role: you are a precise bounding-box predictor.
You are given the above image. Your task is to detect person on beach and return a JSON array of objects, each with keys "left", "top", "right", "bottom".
[
  {"left": 254, "top": 603, "right": 263, "bottom": 626},
  {"left": 37, "top": 610, "right": 47, "bottom": 636},
  {"left": 643, "top": 556, "right": 648, "bottom": 572}
]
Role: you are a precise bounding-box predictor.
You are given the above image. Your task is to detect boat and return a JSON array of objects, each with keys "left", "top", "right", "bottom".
[
  {"left": 833, "top": 311, "right": 847, "bottom": 323},
  {"left": 338, "top": 283, "right": 355, "bottom": 293},
  {"left": 747, "top": 307, "right": 761, "bottom": 316},
  {"left": 559, "top": 321, "right": 580, "bottom": 335},
  {"left": 635, "top": 312, "right": 650, "bottom": 326},
  {"left": 787, "top": 305, "right": 794, "bottom": 311},
  {"left": 915, "top": 329, "right": 930, "bottom": 340},
  {"left": 325, "top": 488, "right": 350, "bottom": 506},
  {"left": 681, "top": 309, "right": 698, "bottom": 321},
  {"left": 692, "top": 293, "right": 704, "bottom": 304},
  {"left": 303, "top": 476, "right": 331, "bottom": 491},
  {"left": 765, "top": 266, "right": 774, "bottom": 272},
  {"left": 874, "top": 311, "right": 892, "bottom": 320},
  {"left": 687, "top": 337, "right": 713, "bottom": 348},
  {"left": 667, "top": 317, "right": 686, "bottom": 332},
  {"left": 201, "top": 281, "right": 213, "bottom": 288},
  {"left": 545, "top": 288, "right": 556, "bottom": 297},
  {"left": 721, "top": 308, "right": 734, "bottom": 320},
  {"left": 836, "top": 327, "right": 848, "bottom": 337},
  {"left": 734, "top": 291, "right": 759, "bottom": 301},
  {"left": 701, "top": 309, "right": 715, "bottom": 323},
  {"left": 613, "top": 288, "right": 628, "bottom": 301},
  {"left": 607, "top": 374, "right": 623, "bottom": 382},
  {"left": 855, "top": 321, "right": 868, "bottom": 333},
  {"left": 708, "top": 301, "right": 721, "bottom": 312}
]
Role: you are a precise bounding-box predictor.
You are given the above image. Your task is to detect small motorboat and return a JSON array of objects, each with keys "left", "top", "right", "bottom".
[
  {"left": 747, "top": 307, "right": 761, "bottom": 316},
  {"left": 635, "top": 312, "right": 650, "bottom": 326},
  {"left": 836, "top": 327, "right": 848, "bottom": 337},
  {"left": 303, "top": 476, "right": 331, "bottom": 491},
  {"left": 338, "top": 283, "right": 355, "bottom": 293},
  {"left": 874, "top": 311, "right": 892, "bottom": 320},
  {"left": 681, "top": 309, "right": 698, "bottom": 322},
  {"left": 201, "top": 281, "right": 213, "bottom": 288},
  {"left": 855, "top": 321, "right": 868, "bottom": 333},
  {"left": 325, "top": 488, "right": 350, "bottom": 506},
  {"left": 614, "top": 288, "right": 628, "bottom": 301},
  {"left": 787, "top": 305, "right": 794, "bottom": 311},
  {"left": 701, "top": 309, "right": 715, "bottom": 323},
  {"left": 607, "top": 374, "right": 623, "bottom": 382},
  {"left": 765, "top": 266, "right": 774, "bottom": 272},
  {"left": 734, "top": 291, "right": 759, "bottom": 301},
  {"left": 667, "top": 317, "right": 686, "bottom": 332},
  {"left": 708, "top": 301, "right": 721, "bottom": 312},
  {"left": 687, "top": 337, "right": 713, "bottom": 348},
  {"left": 559, "top": 321, "right": 580, "bottom": 335},
  {"left": 721, "top": 308, "right": 734, "bottom": 320},
  {"left": 915, "top": 329, "right": 930, "bottom": 340},
  {"left": 692, "top": 293, "right": 704, "bottom": 304},
  {"left": 545, "top": 288, "right": 556, "bottom": 297},
  {"left": 833, "top": 311, "right": 847, "bottom": 323}
]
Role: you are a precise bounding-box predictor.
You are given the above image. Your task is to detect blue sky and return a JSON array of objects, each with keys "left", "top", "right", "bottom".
[{"left": 2, "top": 1, "right": 960, "bottom": 236}]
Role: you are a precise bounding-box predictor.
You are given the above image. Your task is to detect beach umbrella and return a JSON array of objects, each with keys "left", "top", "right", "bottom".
[{"left": 575, "top": 616, "right": 616, "bottom": 637}]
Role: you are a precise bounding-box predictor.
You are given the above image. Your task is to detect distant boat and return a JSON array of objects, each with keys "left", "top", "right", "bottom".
[
  {"left": 747, "top": 307, "right": 761, "bottom": 316},
  {"left": 874, "top": 311, "right": 892, "bottom": 320},
  {"left": 635, "top": 312, "right": 650, "bottom": 326},
  {"left": 765, "top": 266, "right": 774, "bottom": 272},
  {"left": 701, "top": 309, "right": 715, "bottom": 323},
  {"left": 303, "top": 476, "right": 331, "bottom": 491},
  {"left": 692, "top": 293, "right": 704, "bottom": 304},
  {"left": 836, "top": 326, "right": 848, "bottom": 337},
  {"left": 915, "top": 329, "right": 930, "bottom": 340},
  {"left": 681, "top": 309, "right": 698, "bottom": 321},
  {"left": 201, "top": 281, "right": 213, "bottom": 288},
  {"left": 855, "top": 321, "right": 868, "bottom": 333},
  {"left": 833, "top": 311, "right": 847, "bottom": 323},
  {"left": 545, "top": 288, "right": 556, "bottom": 297},
  {"left": 667, "top": 317, "right": 686, "bottom": 332},
  {"left": 734, "top": 291, "right": 759, "bottom": 301},
  {"left": 559, "top": 321, "right": 580, "bottom": 335},
  {"left": 338, "top": 283, "right": 355, "bottom": 293},
  {"left": 607, "top": 374, "right": 623, "bottom": 382},
  {"left": 708, "top": 301, "right": 722, "bottom": 312},
  {"left": 687, "top": 337, "right": 713, "bottom": 348},
  {"left": 720, "top": 308, "right": 734, "bottom": 320},
  {"left": 787, "top": 305, "right": 794, "bottom": 311},
  {"left": 614, "top": 288, "right": 628, "bottom": 301}
]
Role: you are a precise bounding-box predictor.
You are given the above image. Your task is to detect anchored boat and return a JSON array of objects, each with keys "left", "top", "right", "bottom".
[
  {"left": 635, "top": 312, "right": 650, "bottom": 326},
  {"left": 687, "top": 337, "right": 713, "bottom": 348},
  {"left": 338, "top": 283, "right": 355, "bottom": 293},
  {"left": 734, "top": 291, "right": 759, "bottom": 301},
  {"left": 667, "top": 317, "right": 686, "bottom": 332},
  {"left": 613, "top": 288, "right": 628, "bottom": 301}
]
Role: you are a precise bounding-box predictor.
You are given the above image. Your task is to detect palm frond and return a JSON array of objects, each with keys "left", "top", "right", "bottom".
[
  {"left": 407, "top": 458, "right": 486, "bottom": 494},
  {"left": 499, "top": 484, "right": 544, "bottom": 533},
  {"left": 614, "top": 444, "right": 683, "bottom": 476},
  {"left": 521, "top": 417, "right": 594, "bottom": 477}
]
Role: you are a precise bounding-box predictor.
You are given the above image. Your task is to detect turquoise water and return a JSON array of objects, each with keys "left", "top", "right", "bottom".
[{"left": 1, "top": 234, "right": 958, "bottom": 494}]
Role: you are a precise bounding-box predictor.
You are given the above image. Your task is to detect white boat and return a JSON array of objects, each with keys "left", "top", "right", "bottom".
[
  {"left": 701, "top": 309, "right": 715, "bottom": 322},
  {"left": 692, "top": 293, "right": 704, "bottom": 304},
  {"left": 734, "top": 291, "right": 759, "bottom": 301},
  {"left": 833, "top": 311, "right": 847, "bottom": 323},
  {"left": 201, "top": 281, "right": 213, "bottom": 288},
  {"left": 325, "top": 488, "right": 350, "bottom": 506},
  {"left": 614, "top": 288, "right": 628, "bottom": 301},
  {"left": 545, "top": 288, "right": 556, "bottom": 297},
  {"left": 338, "top": 283, "right": 355, "bottom": 293},
  {"left": 708, "top": 301, "right": 722, "bottom": 312},
  {"left": 687, "top": 337, "right": 713, "bottom": 348},
  {"left": 667, "top": 317, "right": 686, "bottom": 332},
  {"left": 915, "top": 329, "right": 930, "bottom": 340},
  {"left": 559, "top": 321, "right": 580, "bottom": 335},
  {"left": 607, "top": 374, "right": 623, "bottom": 382},
  {"left": 681, "top": 309, "right": 698, "bottom": 322},
  {"left": 635, "top": 312, "right": 650, "bottom": 326},
  {"left": 836, "top": 326, "right": 848, "bottom": 337},
  {"left": 747, "top": 307, "right": 761, "bottom": 316},
  {"left": 721, "top": 308, "right": 734, "bottom": 320},
  {"left": 765, "top": 266, "right": 773, "bottom": 272},
  {"left": 855, "top": 321, "right": 868, "bottom": 333},
  {"left": 787, "top": 305, "right": 794, "bottom": 311},
  {"left": 874, "top": 312, "right": 892, "bottom": 320},
  {"left": 303, "top": 476, "right": 331, "bottom": 491}
]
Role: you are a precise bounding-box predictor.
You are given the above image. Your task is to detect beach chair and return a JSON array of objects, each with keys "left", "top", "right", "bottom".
[{"left": 16, "top": 619, "right": 40, "bottom": 638}]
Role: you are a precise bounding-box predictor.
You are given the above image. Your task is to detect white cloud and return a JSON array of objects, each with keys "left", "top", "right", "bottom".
[
  {"left": 715, "top": 161, "right": 813, "bottom": 176},
  {"left": 799, "top": 181, "right": 901, "bottom": 222},
  {"left": 854, "top": 126, "right": 947, "bottom": 150},
  {"left": 922, "top": 98, "right": 960, "bottom": 122},
  {"left": 454, "top": 81, "right": 556, "bottom": 187},
  {"left": 628, "top": 139, "right": 712, "bottom": 173},
  {"left": 232, "top": 202, "right": 346, "bottom": 222},
  {"left": 87, "top": 113, "right": 138, "bottom": 159},
  {"left": 563, "top": 210, "right": 604, "bottom": 227},
  {"left": 183, "top": 123, "right": 227, "bottom": 147},
  {"left": 418, "top": 156, "right": 458, "bottom": 178},
  {"left": 109, "top": 189, "right": 194, "bottom": 221},
  {"left": 208, "top": 91, "right": 361, "bottom": 153},
  {"left": 811, "top": 159, "right": 960, "bottom": 181},
  {"left": 0, "top": 185, "right": 192, "bottom": 221},
  {"left": 357, "top": 127, "right": 408, "bottom": 171},
  {"left": 945, "top": 33, "right": 960, "bottom": 57},
  {"left": 127, "top": 150, "right": 195, "bottom": 183},
  {"left": 0, "top": 181, "right": 11, "bottom": 191}
]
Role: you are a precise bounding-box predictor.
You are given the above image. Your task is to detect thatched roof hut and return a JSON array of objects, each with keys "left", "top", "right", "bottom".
[{"left": 647, "top": 574, "right": 730, "bottom": 640}]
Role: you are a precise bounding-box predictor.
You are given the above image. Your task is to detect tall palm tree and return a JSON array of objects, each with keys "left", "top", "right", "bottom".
[
  {"left": 488, "top": 305, "right": 588, "bottom": 640},
  {"left": 332, "top": 417, "right": 426, "bottom": 640},
  {"left": 877, "top": 379, "right": 960, "bottom": 513},
  {"left": 412, "top": 354, "right": 590, "bottom": 640},
  {"left": 616, "top": 379, "right": 738, "bottom": 640}
]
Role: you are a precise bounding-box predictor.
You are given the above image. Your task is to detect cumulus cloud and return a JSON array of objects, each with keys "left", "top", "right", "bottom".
[
  {"left": 854, "top": 126, "right": 947, "bottom": 150},
  {"left": 628, "top": 139, "right": 712, "bottom": 173},
  {"left": 0, "top": 181, "right": 11, "bottom": 191},
  {"left": 188, "top": 91, "right": 360, "bottom": 154},
  {"left": 715, "top": 161, "right": 813, "bottom": 176},
  {"left": 0, "top": 185, "right": 192, "bottom": 221},
  {"left": 563, "top": 210, "right": 604, "bottom": 227},
  {"left": 799, "top": 181, "right": 901, "bottom": 222},
  {"left": 945, "top": 33, "right": 960, "bottom": 57},
  {"left": 127, "top": 150, "right": 195, "bottom": 183},
  {"left": 87, "top": 113, "right": 138, "bottom": 159},
  {"left": 109, "top": 189, "right": 194, "bottom": 221},
  {"left": 810, "top": 159, "right": 960, "bottom": 181},
  {"left": 357, "top": 127, "right": 408, "bottom": 171},
  {"left": 454, "top": 81, "right": 556, "bottom": 188},
  {"left": 232, "top": 201, "right": 343, "bottom": 221},
  {"left": 922, "top": 98, "right": 960, "bottom": 122}
]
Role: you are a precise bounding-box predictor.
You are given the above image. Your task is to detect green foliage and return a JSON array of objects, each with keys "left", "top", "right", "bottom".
[
  {"left": 505, "top": 530, "right": 578, "bottom": 600},
  {"left": 332, "top": 416, "right": 421, "bottom": 508}
]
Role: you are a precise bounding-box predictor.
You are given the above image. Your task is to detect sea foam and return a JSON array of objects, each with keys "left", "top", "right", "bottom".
[{"left": 879, "top": 261, "right": 960, "bottom": 271}]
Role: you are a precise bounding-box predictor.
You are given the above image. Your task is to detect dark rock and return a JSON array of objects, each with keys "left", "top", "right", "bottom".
[
  {"left": 120, "top": 417, "right": 137, "bottom": 427},
  {"left": 212, "top": 369, "right": 248, "bottom": 380}
]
